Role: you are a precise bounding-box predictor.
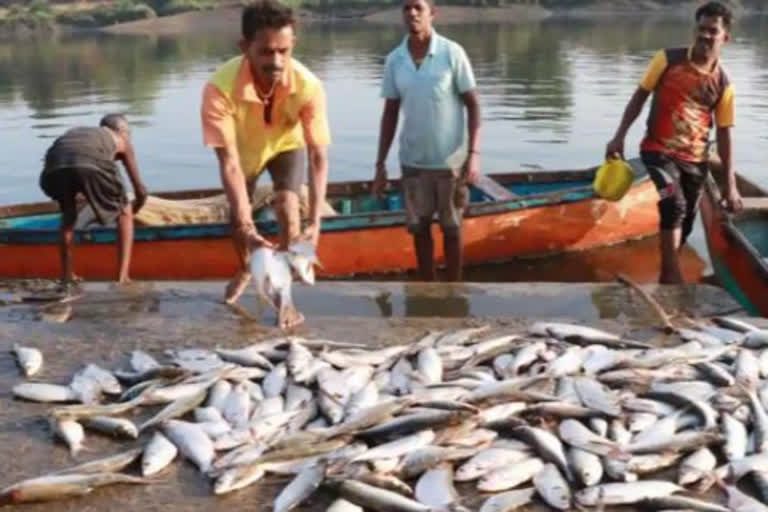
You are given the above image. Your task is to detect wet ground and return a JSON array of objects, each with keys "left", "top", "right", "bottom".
[{"left": 0, "top": 280, "right": 756, "bottom": 511}]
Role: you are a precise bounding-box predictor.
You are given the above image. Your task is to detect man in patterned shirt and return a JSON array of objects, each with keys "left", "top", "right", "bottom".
[{"left": 606, "top": 1, "right": 742, "bottom": 284}]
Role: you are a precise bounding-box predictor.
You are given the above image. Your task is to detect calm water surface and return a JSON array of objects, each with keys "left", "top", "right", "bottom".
[{"left": 1, "top": 16, "right": 767, "bottom": 279}]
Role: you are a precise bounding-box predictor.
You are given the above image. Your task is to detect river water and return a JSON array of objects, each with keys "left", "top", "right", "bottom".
[{"left": 1, "top": 14, "right": 767, "bottom": 281}]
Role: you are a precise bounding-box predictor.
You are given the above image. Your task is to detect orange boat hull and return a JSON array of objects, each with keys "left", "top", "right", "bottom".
[{"left": 0, "top": 180, "right": 660, "bottom": 280}]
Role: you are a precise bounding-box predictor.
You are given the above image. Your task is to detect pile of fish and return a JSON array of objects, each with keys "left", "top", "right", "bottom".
[{"left": 6, "top": 318, "right": 768, "bottom": 510}]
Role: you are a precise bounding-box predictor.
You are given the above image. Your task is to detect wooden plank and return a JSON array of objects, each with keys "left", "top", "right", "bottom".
[
  {"left": 473, "top": 174, "right": 519, "bottom": 201},
  {"left": 741, "top": 197, "right": 768, "bottom": 211}
]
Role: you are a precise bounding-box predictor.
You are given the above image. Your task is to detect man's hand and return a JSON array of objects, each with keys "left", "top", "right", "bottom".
[
  {"left": 300, "top": 221, "right": 320, "bottom": 247},
  {"left": 724, "top": 185, "right": 743, "bottom": 213},
  {"left": 132, "top": 183, "right": 148, "bottom": 214},
  {"left": 462, "top": 152, "right": 480, "bottom": 185},
  {"left": 605, "top": 137, "right": 625, "bottom": 160},
  {"left": 236, "top": 222, "right": 274, "bottom": 250},
  {"left": 372, "top": 162, "right": 388, "bottom": 197}
]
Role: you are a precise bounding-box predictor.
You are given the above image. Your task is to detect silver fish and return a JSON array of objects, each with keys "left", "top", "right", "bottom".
[
  {"left": 558, "top": 419, "right": 624, "bottom": 458},
  {"left": 163, "top": 420, "right": 215, "bottom": 473},
  {"left": 511, "top": 426, "right": 573, "bottom": 482},
  {"left": 81, "top": 416, "right": 138, "bottom": 439},
  {"left": 222, "top": 382, "right": 252, "bottom": 429},
  {"left": 142, "top": 431, "right": 178, "bottom": 476},
  {"left": 568, "top": 448, "right": 603, "bottom": 487},
  {"left": 273, "top": 461, "right": 326, "bottom": 512},
  {"left": 576, "top": 481, "right": 683, "bottom": 506},
  {"left": 128, "top": 350, "right": 160, "bottom": 373},
  {"left": 492, "top": 354, "right": 516, "bottom": 379},
  {"left": 436, "top": 325, "right": 491, "bottom": 346},
  {"left": 285, "top": 384, "right": 314, "bottom": 412},
  {"left": 352, "top": 430, "right": 434, "bottom": 463},
  {"left": 743, "top": 330, "right": 768, "bottom": 349},
  {"left": 759, "top": 349, "right": 768, "bottom": 378},
  {"left": 139, "top": 389, "right": 207, "bottom": 432},
  {"left": 628, "top": 412, "right": 658, "bottom": 433},
  {"left": 251, "top": 246, "right": 296, "bottom": 313},
  {"left": 12, "top": 344, "right": 43, "bottom": 377},
  {"left": 327, "top": 499, "right": 363, "bottom": 512},
  {"left": 415, "top": 464, "right": 457, "bottom": 507},
  {"left": 531, "top": 322, "right": 649, "bottom": 348},
  {"left": 736, "top": 349, "right": 761, "bottom": 390},
  {"left": 13, "top": 383, "right": 77, "bottom": 403},
  {"left": 533, "top": 463, "right": 571, "bottom": 510},
  {"left": 547, "top": 346, "right": 584, "bottom": 377},
  {"left": 287, "top": 340, "right": 314, "bottom": 381},
  {"left": 390, "top": 357, "right": 414, "bottom": 396},
  {"left": 397, "top": 446, "right": 478, "bottom": 480},
  {"left": 678, "top": 448, "right": 717, "bottom": 486},
  {"left": 627, "top": 431, "right": 722, "bottom": 454},
  {"left": 722, "top": 412, "right": 748, "bottom": 461},
  {"left": 753, "top": 471, "right": 768, "bottom": 504},
  {"left": 206, "top": 380, "right": 232, "bottom": 412},
  {"left": 478, "top": 458, "right": 543, "bottom": 492},
  {"left": 0, "top": 473, "right": 153, "bottom": 504},
  {"left": 52, "top": 417, "right": 85, "bottom": 456},
  {"left": 479, "top": 487, "right": 536, "bottom": 512},
  {"left": 416, "top": 348, "right": 443, "bottom": 385},
  {"left": 336, "top": 480, "right": 431, "bottom": 512},
  {"left": 695, "top": 361, "right": 736, "bottom": 387},
  {"left": 214, "top": 463, "right": 266, "bottom": 494},
  {"left": 744, "top": 386, "right": 768, "bottom": 453},
  {"left": 346, "top": 381, "right": 379, "bottom": 419},
  {"left": 572, "top": 377, "right": 621, "bottom": 417},
  {"left": 455, "top": 448, "right": 531, "bottom": 482},
  {"left": 720, "top": 482, "right": 768, "bottom": 511},
  {"left": 263, "top": 363, "right": 288, "bottom": 398},
  {"left": 68, "top": 374, "right": 102, "bottom": 404},
  {"left": 51, "top": 447, "right": 142, "bottom": 476},
  {"left": 639, "top": 495, "right": 729, "bottom": 512}
]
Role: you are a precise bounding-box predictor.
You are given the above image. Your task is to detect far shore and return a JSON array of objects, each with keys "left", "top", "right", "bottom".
[{"left": 101, "top": 1, "right": 765, "bottom": 37}]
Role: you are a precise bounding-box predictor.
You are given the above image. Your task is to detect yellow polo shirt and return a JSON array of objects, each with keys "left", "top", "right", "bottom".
[{"left": 201, "top": 56, "right": 331, "bottom": 179}]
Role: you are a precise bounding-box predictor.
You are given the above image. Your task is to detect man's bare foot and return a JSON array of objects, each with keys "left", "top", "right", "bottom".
[
  {"left": 278, "top": 304, "right": 304, "bottom": 330},
  {"left": 118, "top": 277, "right": 132, "bottom": 285},
  {"left": 225, "top": 271, "right": 252, "bottom": 305}
]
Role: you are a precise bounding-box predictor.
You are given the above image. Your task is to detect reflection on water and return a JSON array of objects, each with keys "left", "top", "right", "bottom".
[
  {"left": 0, "top": 16, "right": 767, "bottom": 278},
  {"left": 351, "top": 235, "right": 707, "bottom": 285}
]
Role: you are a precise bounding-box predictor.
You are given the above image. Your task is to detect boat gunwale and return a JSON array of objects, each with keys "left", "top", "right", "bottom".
[
  {"left": 703, "top": 172, "right": 768, "bottom": 282},
  {"left": 0, "top": 161, "right": 651, "bottom": 244}
]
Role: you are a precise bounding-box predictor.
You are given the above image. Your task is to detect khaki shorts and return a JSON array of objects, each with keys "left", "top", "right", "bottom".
[{"left": 402, "top": 166, "right": 468, "bottom": 235}]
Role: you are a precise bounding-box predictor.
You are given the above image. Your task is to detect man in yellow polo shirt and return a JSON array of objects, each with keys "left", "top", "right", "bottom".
[{"left": 201, "top": 0, "right": 330, "bottom": 327}]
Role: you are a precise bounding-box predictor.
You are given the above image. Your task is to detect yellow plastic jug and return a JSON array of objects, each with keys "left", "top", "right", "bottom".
[{"left": 593, "top": 158, "right": 634, "bottom": 201}]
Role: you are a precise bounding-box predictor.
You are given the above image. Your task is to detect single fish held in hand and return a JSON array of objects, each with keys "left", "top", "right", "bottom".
[
  {"left": 12, "top": 344, "right": 43, "bottom": 377},
  {"left": 250, "top": 241, "right": 319, "bottom": 327}
]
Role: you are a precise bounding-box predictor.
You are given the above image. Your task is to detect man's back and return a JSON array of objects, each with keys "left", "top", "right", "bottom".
[{"left": 44, "top": 127, "right": 117, "bottom": 173}]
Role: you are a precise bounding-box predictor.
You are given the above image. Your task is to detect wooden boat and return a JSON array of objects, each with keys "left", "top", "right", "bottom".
[
  {"left": 0, "top": 159, "right": 660, "bottom": 280},
  {"left": 700, "top": 166, "right": 768, "bottom": 316}
]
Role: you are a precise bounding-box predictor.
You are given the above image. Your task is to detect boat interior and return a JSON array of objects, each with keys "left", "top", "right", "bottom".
[{"left": 0, "top": 162, "right": 644, "bottom": 231}]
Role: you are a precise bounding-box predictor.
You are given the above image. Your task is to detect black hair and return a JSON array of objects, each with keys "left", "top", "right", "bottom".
[
  {"left": 695, "top": 1, "right": 733, "bottom": 30},
  {"left": 99, "top": 113, "right": 129, "bottom": 133},
  {"left": 242, "top": 0, "right": 296, "bottom": 41}
]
